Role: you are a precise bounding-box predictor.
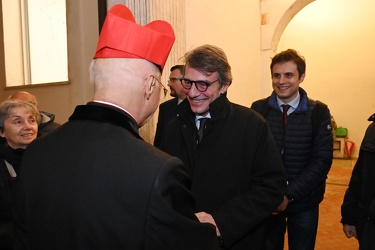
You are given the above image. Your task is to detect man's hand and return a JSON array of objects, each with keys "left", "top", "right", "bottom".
[
  {"left": 343, "top": 224, "right": 357, "bottom": 239},
  {"left": 195, "top": 211, "right": 221, "bottom": 236},
  {"left": 272, "top": 196, "right": 289, "bottom": 215}
]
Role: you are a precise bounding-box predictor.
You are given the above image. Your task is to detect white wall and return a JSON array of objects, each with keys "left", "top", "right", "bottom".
[
  {"left": 278, "top": 0, "right": 375, "bottom": 157},
  {"left": 2, "top": 0, "right": 97, "bottom": 124},
  {"left": 185, "top": 0, "right": 374, "bottom": 157},
  {"left": 3, "top": 0, "right": 371, "bottom": 157}
]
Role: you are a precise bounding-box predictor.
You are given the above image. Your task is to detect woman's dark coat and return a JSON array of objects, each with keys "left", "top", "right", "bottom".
[{"left": 0, "top": 142, "right": 24, "bottom": 250}]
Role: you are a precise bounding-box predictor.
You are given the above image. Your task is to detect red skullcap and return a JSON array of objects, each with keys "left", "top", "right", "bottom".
[{"left": 94, "top": 4, "right": 175, "bottom": 71}]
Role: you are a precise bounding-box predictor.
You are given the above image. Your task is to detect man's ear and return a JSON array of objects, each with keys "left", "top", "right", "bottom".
[
  {"left": 299, "top": 73, "right": 305, "bottom": 83},
  {"left": 146, "top": 76, "right": 156, "bottom": 100},
  {"left": 220, "top": 81, "right": 231, "bottom": 94}
]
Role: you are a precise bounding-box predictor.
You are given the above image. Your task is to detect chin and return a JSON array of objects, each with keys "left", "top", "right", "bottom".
[
  {"left": 192, "top": 109, "right": 209, "bottom": 116},
  {"left": 190, "top": 102, "right": 209, "bottom": 115}
]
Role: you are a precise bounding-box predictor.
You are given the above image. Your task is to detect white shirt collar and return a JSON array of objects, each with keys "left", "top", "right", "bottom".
[
  {"left": 195, "top": 113, "right": 211, "bottom": 129},
  {"left": 276, "top": 91, "right": 300, "bottom": 114}
]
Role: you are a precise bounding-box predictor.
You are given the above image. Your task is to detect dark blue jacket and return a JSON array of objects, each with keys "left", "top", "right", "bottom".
[{"left": 251, "top": 88, "right": 333, "bottom": 213}]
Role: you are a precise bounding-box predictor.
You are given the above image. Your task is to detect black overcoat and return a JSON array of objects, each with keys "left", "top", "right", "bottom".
[
  {"left": 160, "top": 95, "right": 287, "bottom": 249},
  {"left": 13, "top": 102, "right": 219, "bottom": 250},
  {"left": 341, "top": 114, "right": 375, "bottom": 249},
  {"left": 154, "top": 97, "right": 178, "bottom": 147}
]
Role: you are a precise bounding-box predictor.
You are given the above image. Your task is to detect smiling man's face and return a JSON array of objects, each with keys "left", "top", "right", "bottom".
[
  {"left": 271, "top": 61, "right": 305, "bottom": 103},
  {"left": 183, "top": 66, "right": 229, "bottom": 116}
]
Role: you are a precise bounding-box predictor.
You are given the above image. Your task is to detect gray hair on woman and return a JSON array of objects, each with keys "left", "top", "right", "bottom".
[{"left": 0, "top": 99, "right": 40, "bottom": 131}]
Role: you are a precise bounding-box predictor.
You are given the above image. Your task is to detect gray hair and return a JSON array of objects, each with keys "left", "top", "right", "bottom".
[
  {"left": 183, "top": 44, "right": 233, "bottom": 86},
  {"left": 0, "top": 99, "right": 40, "bottom": 130}
]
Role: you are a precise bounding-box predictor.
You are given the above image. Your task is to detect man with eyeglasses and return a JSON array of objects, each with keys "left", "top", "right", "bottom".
[
  {"left": 159, "top": 44, "right": 287, "bottom": 249},
  {"left": 154, "top": 65, "right": 186, "bottom": 147},
  {"left": 13, "top": 5, "right": 220, "bottom": 250}
]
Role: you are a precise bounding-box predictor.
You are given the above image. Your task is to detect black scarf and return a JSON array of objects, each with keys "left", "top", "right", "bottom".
[{"left": 0, "top": 139, "right": 25, "bottom": 173}]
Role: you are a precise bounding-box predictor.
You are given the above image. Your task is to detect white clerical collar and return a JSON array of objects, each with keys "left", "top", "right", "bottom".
[{"left": 91, "top": 100, "right": 136, "bottom": 121}]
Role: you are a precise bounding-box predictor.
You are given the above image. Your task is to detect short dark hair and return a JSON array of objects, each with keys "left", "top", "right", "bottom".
[
  {"left": 271, "top": 49, "right": 306, "bottom": 79},
  {"left": 170, "top": 65, "right": 184, "bottom": 73},
  {"left": 183, "top": 44, "right": 232, "bottom": 86}
]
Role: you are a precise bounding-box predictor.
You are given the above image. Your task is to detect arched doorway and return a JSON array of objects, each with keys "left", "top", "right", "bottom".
[
  {"left": 259, "top": 0, "right": 315, "bottom": 96},
  {"left": 266, "top": 0, "right": 375, "bottom": 158}
]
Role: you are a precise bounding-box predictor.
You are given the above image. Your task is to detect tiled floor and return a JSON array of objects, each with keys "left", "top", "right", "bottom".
[{"left": 285, "top": 159, "right": 360, "bottom": 249}]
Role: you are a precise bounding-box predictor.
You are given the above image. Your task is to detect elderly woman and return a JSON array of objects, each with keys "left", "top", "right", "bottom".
[{"left": 0, "top": 99, "right": 39, "bottom": 250}]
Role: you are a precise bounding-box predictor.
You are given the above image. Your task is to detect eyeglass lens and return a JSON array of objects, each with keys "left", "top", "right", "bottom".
[
  {"left": 180, "top": 79, "right": 214, "bottom": 92},
  {"left": 168, "top": 78, "right": 182, "bottom": 82}
]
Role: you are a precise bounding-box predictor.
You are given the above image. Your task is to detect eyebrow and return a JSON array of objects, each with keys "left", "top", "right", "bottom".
[
  {"left": 273, "top": 72, "right": 294, "bottom": 75},
  {"left": 184, "top": 78, "right": 212, "bottom": 82},
  {"left": 8, "top": 114, "right": 35, "bottom": 119},
  {"left": 9, "top": 114, "right": 22, "bottom": 118}
]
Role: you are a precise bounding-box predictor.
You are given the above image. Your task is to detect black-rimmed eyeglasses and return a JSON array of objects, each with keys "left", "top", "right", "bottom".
[
  {"left": 180, "top": 78, "right": 219, "bottom": 92},
  {"left": 168, "top": 77, "right": 182, "bottom": 83}
]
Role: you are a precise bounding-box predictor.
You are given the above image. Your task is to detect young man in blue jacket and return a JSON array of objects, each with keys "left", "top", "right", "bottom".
[{"left": 251, "top": 49, "right": 333, "bottom": 250}]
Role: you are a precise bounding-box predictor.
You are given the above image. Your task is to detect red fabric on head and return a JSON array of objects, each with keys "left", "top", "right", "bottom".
[{"left": 94, "top": 4, "right": 175, "bottom": 71}]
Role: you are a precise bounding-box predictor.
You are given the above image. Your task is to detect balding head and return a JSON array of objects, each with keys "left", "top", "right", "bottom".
[
  {"left": 90, "top": 58, "right": 160, "bottom": 97},
  {"left": 89, "top": 57, "right": 163, "bottom": 127},
  {"left": 9, "top": 91, "right": 38, "bottom": 107}
]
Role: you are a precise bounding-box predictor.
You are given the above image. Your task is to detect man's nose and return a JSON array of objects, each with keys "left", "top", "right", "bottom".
[
  {"left": 279, "top": 75, "right": 288, "bottom": 83},
  {"left": 188, "top": 83, "right": 200, "bottom": 96}
]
